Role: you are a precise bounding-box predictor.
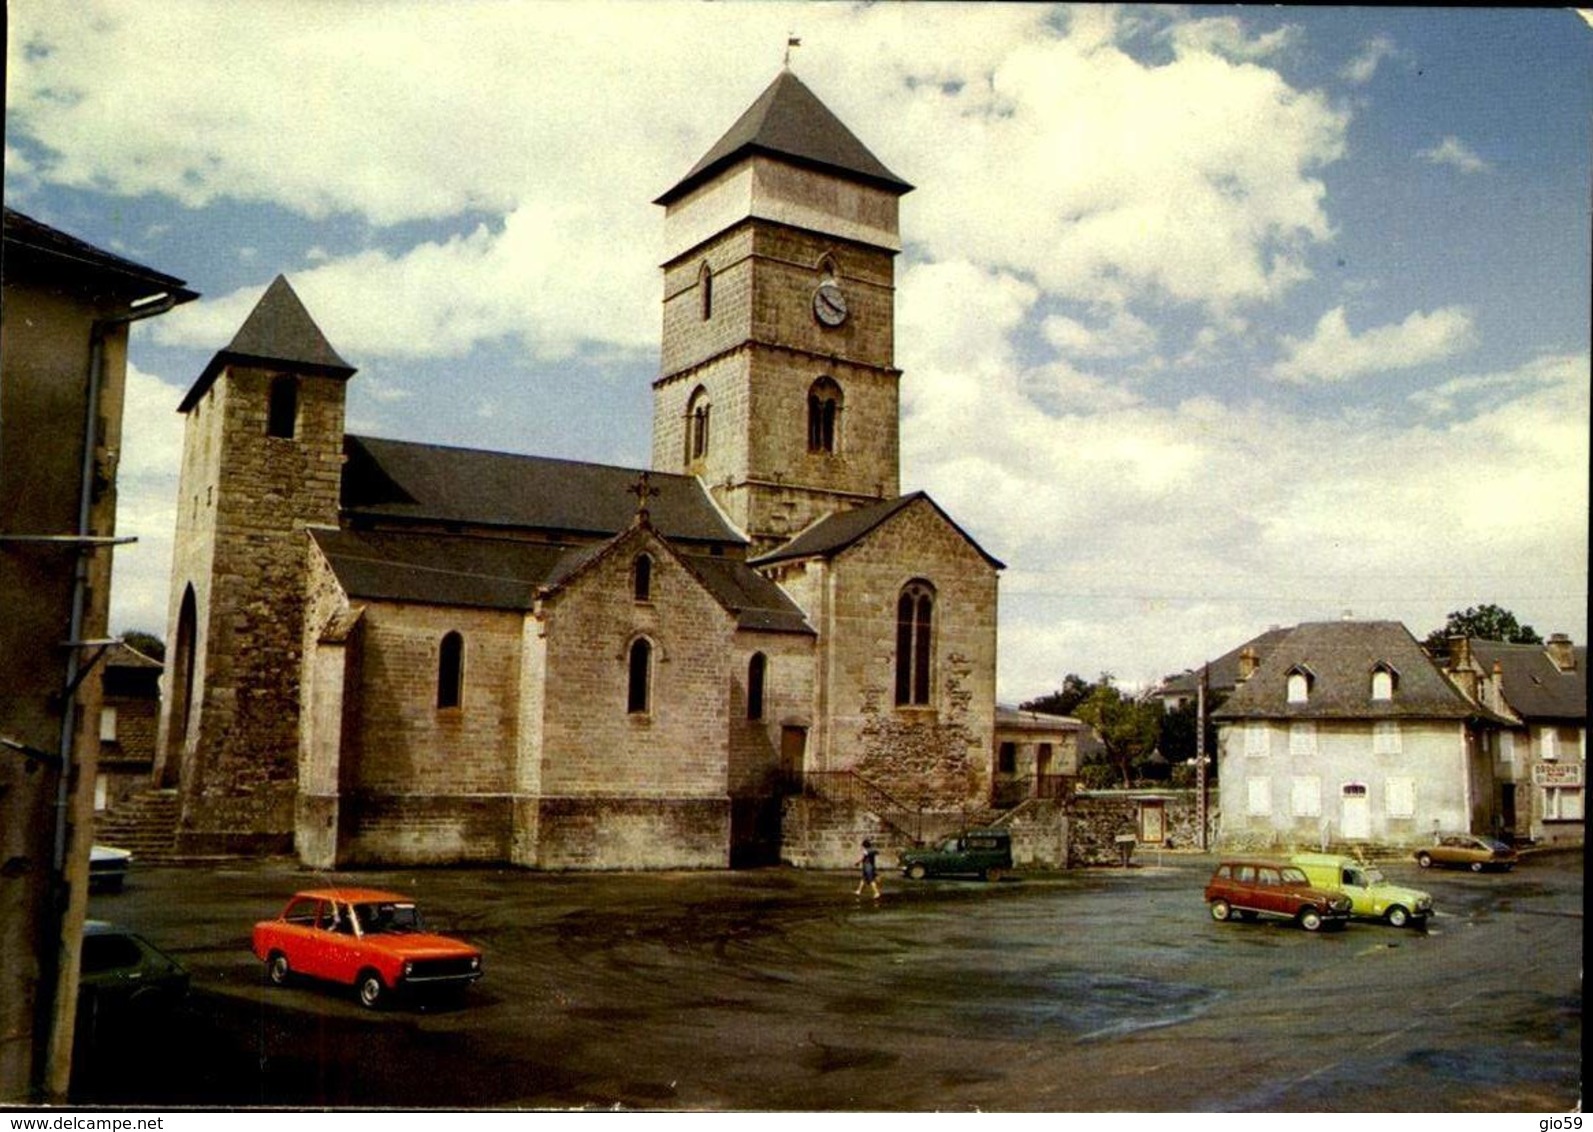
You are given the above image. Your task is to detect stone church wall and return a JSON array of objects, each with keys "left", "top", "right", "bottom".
[
  {"left": 527, "top": 531, "right": 734, "bottom": 867},
  {"left": 727, "top": 630, "right": 814, "bottom": 798},
  {"left": 821, "top": 500, "right": 999, "bottom": 810}
]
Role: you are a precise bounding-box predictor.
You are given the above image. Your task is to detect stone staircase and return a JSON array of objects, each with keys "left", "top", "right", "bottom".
[{"left": 93, "top": 788, "right": 181, "bottom": 863}]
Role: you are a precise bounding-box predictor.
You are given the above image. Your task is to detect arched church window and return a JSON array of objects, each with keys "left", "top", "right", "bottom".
[
  {"left": 807, "top": 377, "right": 842, "bottom": 454},
  {"left": 633, "top": 554, "right": 653, "bottom": 602},
  {"left": 685, "top": 386, "right": 711, "bottom": 463},
  {"left": 267, "top": 375, "right": 298, "bottom": 439},
  {"left": 747, "top": 652, "right": 767, "bottom": 720},
  {"left": 699, "top": 261, "right": 713, "bottom": 320},
  {"left": 628, "top": 638, "right": 653, "bottom": 715},
  {"left": 437, "top": 631, "right": 464, "bottom": 710},
  {"left": 894, "top": 580, "right": 935, "bottom": 707}
]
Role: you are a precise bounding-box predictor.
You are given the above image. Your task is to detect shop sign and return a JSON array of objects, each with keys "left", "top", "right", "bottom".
[{"left": 1532, "top": 761, "right": 1584, "bottom": 787}]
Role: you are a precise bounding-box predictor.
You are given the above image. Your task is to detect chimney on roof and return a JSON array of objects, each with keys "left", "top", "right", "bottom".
[
  {"left": 1444, "top": 636, "right": 1477, "bottom": 700},
  {"left": 1545, "top": 633, "right": 1576, "bottom": 672},
  {"left": 1237, "top": 646, "right": 1259, "bottom": 683}
]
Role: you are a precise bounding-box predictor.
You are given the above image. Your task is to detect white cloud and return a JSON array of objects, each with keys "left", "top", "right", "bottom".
[
  {"left": 1168, "top": 16, "right": 1300, "bottom": 62},
  {"left": 1271, "top": 305, "right": 1476, "bottom": 384},
  {"left": 10, "top": 2, "right": 1349, "bottom": 367},
  {"left": 1340, "top": 34, "right": 1400, "bottom": 84},
  {"left": 1418, "top": 136, "right": 1491, "bottom": 174},
  {"left": 903, "top": 349, "right": 1588, "bottom": 701},
  {"left": 1042, "top": 309, "right": 1158, "bottom": 360}
]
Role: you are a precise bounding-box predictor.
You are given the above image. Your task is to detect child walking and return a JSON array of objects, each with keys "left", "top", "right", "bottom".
[{"left": 854, "top": 838, "right": 881, "bottom": 900}]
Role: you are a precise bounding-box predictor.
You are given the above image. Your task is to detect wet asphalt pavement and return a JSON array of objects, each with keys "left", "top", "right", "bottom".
[{"left": 76, "top": 849, "right": 1581, "bottom": 1111}]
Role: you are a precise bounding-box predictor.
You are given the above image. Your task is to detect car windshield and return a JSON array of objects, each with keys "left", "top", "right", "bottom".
[
  {"left": 1363, "top": 868, "right": 1386, "bottom": 886},
  {"left": 1482, "top": 838, "right": 1511, "bottom": 851},
  {"left": 1279, "top": 867, "right": 1309, "bottom": 885},
  {"left": 353, "top": 901, "right": 424, "bottom": 934}
]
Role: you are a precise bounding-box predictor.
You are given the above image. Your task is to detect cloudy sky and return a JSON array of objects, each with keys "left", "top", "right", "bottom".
[{"left": 6, "top": 3, "right": 1588, "bottom": 703}]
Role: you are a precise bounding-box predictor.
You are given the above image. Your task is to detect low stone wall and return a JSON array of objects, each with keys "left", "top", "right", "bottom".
[
  {"left": 779, "top": 795, "right": 913, "bottom": 869},
  {"left": 998, "top": 800, "right": 1068, "bottom": 868},
  {"left": 1069, "top": 789, "right": 1214, "bottom": 867},
  {"left": 781, "top": 795, "right": 1071, "bottom": 870}
]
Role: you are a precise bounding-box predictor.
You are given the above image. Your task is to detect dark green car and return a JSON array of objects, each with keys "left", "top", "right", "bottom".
[{"left": 900, "top": 829, "right": 1013, "bottom": 881}]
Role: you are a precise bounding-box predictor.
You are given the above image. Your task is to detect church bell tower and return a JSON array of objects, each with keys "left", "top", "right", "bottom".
[{"left": 651, "top": 69, "right": 913, "bottom": 554}]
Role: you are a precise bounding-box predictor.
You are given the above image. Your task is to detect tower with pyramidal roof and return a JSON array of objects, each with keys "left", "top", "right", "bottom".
[{"left": 155, "top": 277, "right": 356, "bottom": 853}]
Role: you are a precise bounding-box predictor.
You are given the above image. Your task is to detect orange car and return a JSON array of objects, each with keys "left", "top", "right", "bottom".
[{"left": 252, "top": 887, "right": 482, "bottom": 1008}]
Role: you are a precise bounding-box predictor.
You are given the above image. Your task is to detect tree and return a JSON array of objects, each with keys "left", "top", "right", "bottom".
[
  {"left": 1020, "top": 672, "right": 1106, "bottom": 717},
  {"left": 1158, "top": 697, "right": 1220, "bottom": 780},
  {"left": 1073, "top": 682, "right": 1163, "bottom": 789},
  {"left": 1423, "top": 604, "right": 1543, "bottom": 654},
  {"left": 119, "top": 630, "right": 165, "bottom": 662}
]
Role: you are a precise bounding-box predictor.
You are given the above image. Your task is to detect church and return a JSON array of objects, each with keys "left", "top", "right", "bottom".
[{"left": 152, "top": 69, "right": 1020, "bottom": 870}]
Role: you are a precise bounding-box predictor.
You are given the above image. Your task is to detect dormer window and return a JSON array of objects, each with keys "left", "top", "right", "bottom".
[
  {"left": 1286, "top": 667, "right": 1314, "bottom": 704},
  {"left": 1370, "top": 664, "right": 1397, "bottom": 701}
]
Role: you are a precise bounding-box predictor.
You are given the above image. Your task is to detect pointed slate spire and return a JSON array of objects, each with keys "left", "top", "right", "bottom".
[
  {"left": 179, "top": 275, "right": 355, "bottom": 411},
  {"left": 655, "top": 70, "right": 912, "bottom": 205}
]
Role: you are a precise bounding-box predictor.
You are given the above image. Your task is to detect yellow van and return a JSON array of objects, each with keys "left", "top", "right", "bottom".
[{"left": 1290, "top": 853, "right": 1433, "bottom": 928}]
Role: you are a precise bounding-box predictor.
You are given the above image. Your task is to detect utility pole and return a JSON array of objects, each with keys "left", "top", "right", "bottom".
[{"left": 1196, "top": 664, "right": 1210, "bottom": 851}]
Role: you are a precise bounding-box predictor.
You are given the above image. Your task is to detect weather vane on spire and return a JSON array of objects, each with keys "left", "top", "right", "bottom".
[{"left": 784, "top": 33, "right": 801, "bottom": 69}]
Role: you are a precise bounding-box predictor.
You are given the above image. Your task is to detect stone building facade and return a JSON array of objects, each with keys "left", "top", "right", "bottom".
[
  {"left": 156, "top": 70, "right": 1025, "bottom": 870},
  {"left": 1213, "top": 620, "right": 1501, "bottom": 851},
  {"left": 1441, "top": 634, "right": 1585, "bottom": 846}
]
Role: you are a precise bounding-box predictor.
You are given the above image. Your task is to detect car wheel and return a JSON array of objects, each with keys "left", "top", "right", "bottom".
[
  {"left": 267, "top": 953, "right": 291, "bottom": 986},
  {"left": 1416, "top": 852, "right": 1433, "bottom": 868},
  {"left": 1469, "top": 861, "right": 1484, "bottom": 873},
  {"left": 1386, "top": 905, "right": 1410, "bottom": 928},
  {"left": 1298, "top": 908, "right": 1324, "bottom": 932},
  {"left": 357, "top": 970, "right": 386, "bottom": 1009},
  {"left": 907, "top": 864, "right": 927, "bottom": 880},
  {"left": 1209, "top": 900, "right": 1231, "bottom": 922},
  {"left": 984, "top": 868, "right": 1003, "bottom": 882}
]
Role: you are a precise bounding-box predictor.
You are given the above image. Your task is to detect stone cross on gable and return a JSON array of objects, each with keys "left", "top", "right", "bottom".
[{"left": 627, "top": 471, "right": 660, "bottom": 523}]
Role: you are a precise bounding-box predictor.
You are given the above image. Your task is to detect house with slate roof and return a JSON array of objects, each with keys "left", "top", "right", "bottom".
[
  {"left": 1152, "top": 625, "right": 1293, "bottom": 711},
  {"left": 1441, "top": 634, "right": 1585, "bottom": 845},
  {"left": 1212, "top": 620, "right": 1506, "bottom": 850},
  {"left": 153, "top": 69, "right": 1012, "bottom": 869}
]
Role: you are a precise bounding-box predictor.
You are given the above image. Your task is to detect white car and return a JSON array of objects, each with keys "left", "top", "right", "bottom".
[{"left": 89, "top": 845, "right": 133, "bottom": 893}]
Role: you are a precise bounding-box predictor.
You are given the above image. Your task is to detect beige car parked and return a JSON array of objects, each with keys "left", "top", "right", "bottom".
[{"left": 1414, "top": 834, "right": 1518, "bottom": 872}]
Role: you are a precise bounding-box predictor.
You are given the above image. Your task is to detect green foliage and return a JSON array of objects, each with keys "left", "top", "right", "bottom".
[
  {"left": 119, "top": 630, "right": 165, "bottom": 662},
  {"left": 1020, "top": 672, "right": 1110, "bottom": 717},
  {"left": 1423, "top": 604, "right": 1543, "bottom": 653},
  {"left": 1158, "top": 696, "right": 1222, "bottom": 781},
  {"left": 1074, "top": 682, "right": 1163, "bottom": 789}
]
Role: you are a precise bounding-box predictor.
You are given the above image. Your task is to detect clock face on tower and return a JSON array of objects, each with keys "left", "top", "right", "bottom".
[{"left": 812, "top": 280, "right": 849, "bottom": 327}]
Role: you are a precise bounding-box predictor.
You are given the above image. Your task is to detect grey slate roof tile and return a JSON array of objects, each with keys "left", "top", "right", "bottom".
[
  {"left": 179, "top": 274, "right": 354, "bottom": 411},
  {"left": 3, "top": 207, "right": 196, "bottom": 302},
  {"left": 1470, "top": 639, "right": 1587, "bottom": 722},
  {"left": 753, "top": 491, "right": 1003, "bottom": 569},
  {"left": 656, "top": 70, "right": 912, "bottom": 205},
  {"left": 1212, "top": 620, "right": 1479, "bottom": 720},
  {"left": 341, "top": 435, "right": 746, "bottom": 547}
]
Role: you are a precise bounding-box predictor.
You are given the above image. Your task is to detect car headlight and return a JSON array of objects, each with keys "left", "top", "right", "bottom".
[
  {"left": 470, "top": 956, "right": 479, "bottom": 970},
  {"left": 403, "top": 961, "right": 414, "bottom": 977}
]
